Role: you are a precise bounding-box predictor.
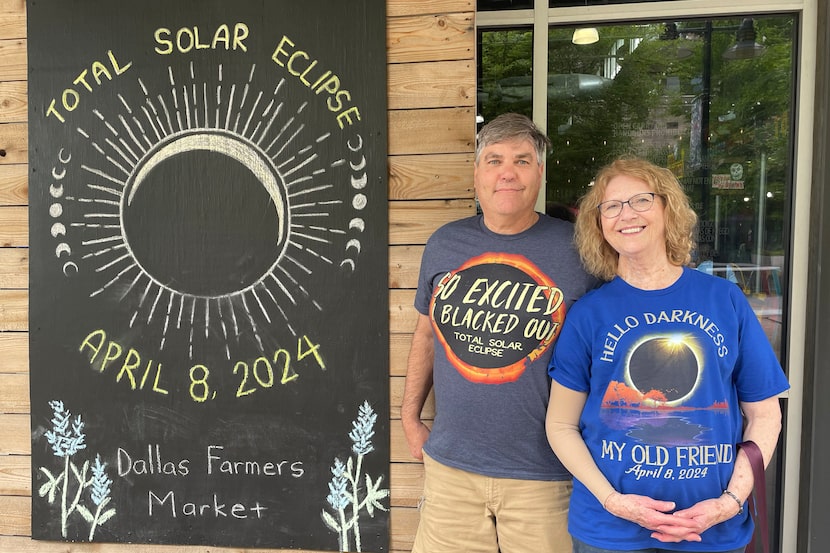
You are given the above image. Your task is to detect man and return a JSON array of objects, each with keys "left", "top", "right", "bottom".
[{"left": 401, "top": 113, "right": 598, "bottom": 552}]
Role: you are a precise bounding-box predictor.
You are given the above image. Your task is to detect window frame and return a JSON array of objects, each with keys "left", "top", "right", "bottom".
[{"left": 476, "top": 1, "right": 818, "bottom": 552}]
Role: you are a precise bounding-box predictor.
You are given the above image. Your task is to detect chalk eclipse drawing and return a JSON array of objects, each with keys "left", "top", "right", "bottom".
[
  {"left": 28, "top": 1, "right": 389, "bottom": 549},
  {"left": 47, "top": 60, "right": 370, "bottom": 358}
]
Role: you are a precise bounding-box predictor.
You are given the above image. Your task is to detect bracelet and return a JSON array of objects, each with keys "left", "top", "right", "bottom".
[
  {"left": 602, "top": 491, "right": 618, "bottom": 511},
  {"left": 722, "top": 489, "right": 744, "bottom": 515}
]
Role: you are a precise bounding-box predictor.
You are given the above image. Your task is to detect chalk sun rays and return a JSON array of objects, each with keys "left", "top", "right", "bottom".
[{"left": 66, "top": 62, "right": 349, "bottom": 359}]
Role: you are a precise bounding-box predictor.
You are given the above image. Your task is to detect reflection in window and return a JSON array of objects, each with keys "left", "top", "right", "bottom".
[
  {"left": 478, "top": 29, "right": 534, "bottom": 120},
  {"left": 478, "top": 15, "right": 796, "bottom": 359}
]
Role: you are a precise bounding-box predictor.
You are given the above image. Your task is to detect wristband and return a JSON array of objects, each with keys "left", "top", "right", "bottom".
[{"left": 722, "top": 489, "right": 743, "bottom": 515}]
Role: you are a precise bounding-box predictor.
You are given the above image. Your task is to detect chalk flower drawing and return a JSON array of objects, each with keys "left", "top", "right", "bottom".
[
  {"left": 38, "top": 400, "right": 115, "bottom": 540},
  {"left": 322, "top": 401, "right": 389, "bottom": 552},
  {"left": 77, "top": 454, "right": 117, "bottom": 541}
]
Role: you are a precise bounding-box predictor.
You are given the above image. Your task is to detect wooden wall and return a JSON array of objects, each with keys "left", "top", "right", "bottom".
[{"left": 0, "top": 0, "right": 477, "bottom": 551}]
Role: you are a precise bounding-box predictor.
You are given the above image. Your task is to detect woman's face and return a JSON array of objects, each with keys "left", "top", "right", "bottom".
[{"left": 599, "top": 174, "right": 667, "bottom": 264}]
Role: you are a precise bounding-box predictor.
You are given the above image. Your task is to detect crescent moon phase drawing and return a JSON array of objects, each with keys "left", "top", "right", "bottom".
[
  {"left": 351, "top": 173, "right": 368, "bottom": 189},
  {"left": 62, "top": 261, "right": 79, "bottom": 276},
  {"left": 347, "top": 135, "right": 363, "bottom": 151},
  {"left": 349, "top": 156, "right": 366, "bottom": 171},
  {"left": 55, "top": 243, "right": 72, "bottom": 257},
  {"left": 346, "top": 239, "right": 362, "bottom": 254},
  {"left": 51, "top": 167, "right": 66, "bottom": 181},
  {"left": 340, "top": 258, "right": 356, "bottom": 271},
  {"left": 51, "top": 222, "right": 66, "bottom": 237},
  {"left": 349, "top": 218, "right": 365, "bottom": 232},
  {"left": 125, "top": 130, "right": 288, "bottom": 248}
]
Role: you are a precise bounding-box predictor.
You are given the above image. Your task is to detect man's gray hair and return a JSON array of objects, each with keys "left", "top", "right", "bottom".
[{"left": 475, "top": 113, "right": 552, "bottom": 165}]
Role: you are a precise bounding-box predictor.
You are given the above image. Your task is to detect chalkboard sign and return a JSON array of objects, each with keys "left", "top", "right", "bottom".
[{"left": 27, "top": 1, "right": 389, "bottom": 550}]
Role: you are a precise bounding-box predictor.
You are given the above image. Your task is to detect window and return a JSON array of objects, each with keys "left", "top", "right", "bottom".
[
  {"left": 478, "top": 7, "right": 803, "bottom": 551},
  {"left": 478, "top": 15, "right": 796, "bottom": 360}
]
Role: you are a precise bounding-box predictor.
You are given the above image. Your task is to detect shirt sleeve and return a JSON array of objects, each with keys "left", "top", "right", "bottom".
[
  {"left": 548, "top": 301, "right": 594, "bottom": 393},
  {"left": 414, "top": 240, "right": 436, "bottom": 316},
  {"left": 730, "top": 286, "right": 790, "bottom": 401}
]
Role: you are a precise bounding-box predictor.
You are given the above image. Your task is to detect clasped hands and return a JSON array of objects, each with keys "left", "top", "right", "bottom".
[{"left": 604, "top": 491, "right": 740, "bottom": 543}]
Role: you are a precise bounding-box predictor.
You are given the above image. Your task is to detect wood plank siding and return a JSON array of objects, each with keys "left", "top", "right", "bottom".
[{"left": 0, "top": 0, "right": 477, "bottom": 550}]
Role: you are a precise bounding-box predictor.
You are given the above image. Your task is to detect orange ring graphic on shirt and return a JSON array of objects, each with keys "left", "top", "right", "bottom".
[{"left": 430, "top": 252, "right": 566, "bottom": 384}]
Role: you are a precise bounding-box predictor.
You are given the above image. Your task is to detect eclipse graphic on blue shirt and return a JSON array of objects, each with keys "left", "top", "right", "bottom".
[{"left": 624, "top": 334, "right": 703, "bottom": 407}]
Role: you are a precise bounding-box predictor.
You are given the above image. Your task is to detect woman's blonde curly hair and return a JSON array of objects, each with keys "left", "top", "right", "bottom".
[{"left": 575, "top": 157, "right": 698, "bottom": 281}]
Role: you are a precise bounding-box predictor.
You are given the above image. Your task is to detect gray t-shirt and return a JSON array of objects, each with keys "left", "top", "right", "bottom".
[{"left": 415, "top": 213, "right": 598, "bottom": 480}]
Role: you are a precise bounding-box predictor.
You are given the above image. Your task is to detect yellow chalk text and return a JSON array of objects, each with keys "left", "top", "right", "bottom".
[
  {"left": 45, "top": 51, "right": 133, "bottom": 123},
  {"left": 154, "top": 23, "right": 249, "bottom": 55},
  {"left": 79, "top": 329, "right": 169, "bottom": 395},
  {"left": 271, "top": 35, "right": 361, "bottom": 128}
]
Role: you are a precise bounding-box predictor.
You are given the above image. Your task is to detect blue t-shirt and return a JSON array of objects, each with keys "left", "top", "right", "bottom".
[
  {"left": 415, "top": 214, "right": 598, "bottom": 480},
  {"left": 550, "top": 267, "right": 790, "bottom": 550}
]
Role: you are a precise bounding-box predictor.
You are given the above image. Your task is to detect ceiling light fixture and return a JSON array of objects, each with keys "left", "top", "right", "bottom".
[
  {"left": 572, "top": 27, "right": 599, "bottom": 45},
  {"left": 723, "top": 18, "right": 766, "bottom": 60}
]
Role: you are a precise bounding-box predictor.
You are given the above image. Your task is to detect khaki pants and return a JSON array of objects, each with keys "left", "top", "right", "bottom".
[{"left": 412, "top": 452, "right": 573, "bottom": 553}]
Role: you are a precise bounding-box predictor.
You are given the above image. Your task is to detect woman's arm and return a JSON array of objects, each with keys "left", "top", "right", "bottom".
[
  {"left": 725, "top": 396, "right": 783, "bottom": 505},
  {"left": 546, "top": 382, "right": 692, "bottom": 537},
  {"left": 667, "top": 396, "right": 782, "bottom": 532},
  {"left": 545, "top": 382, "right": 615, "bottom": 505}
]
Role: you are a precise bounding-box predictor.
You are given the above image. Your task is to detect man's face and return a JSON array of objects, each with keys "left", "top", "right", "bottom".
[{"left": 474, "top": 138, "right": 544, "bottom": 223}]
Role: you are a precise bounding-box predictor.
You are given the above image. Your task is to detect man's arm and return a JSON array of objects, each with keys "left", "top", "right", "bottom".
[{"left": 400, "top": 314, "right": 435, "bottom": 460}]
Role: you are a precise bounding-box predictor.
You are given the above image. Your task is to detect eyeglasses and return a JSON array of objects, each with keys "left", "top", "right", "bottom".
[{"left": 597, "top": 192, "right": 659, "bottom": 218}]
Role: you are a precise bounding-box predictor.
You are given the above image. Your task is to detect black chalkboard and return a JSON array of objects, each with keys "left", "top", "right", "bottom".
[{"left": 27, "top": 1, "right": 389, "bottom": 551}]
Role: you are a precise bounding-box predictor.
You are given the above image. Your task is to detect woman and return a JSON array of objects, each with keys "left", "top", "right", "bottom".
[{"left": 546, "top": 157, "right": 789, "bottom": 553}]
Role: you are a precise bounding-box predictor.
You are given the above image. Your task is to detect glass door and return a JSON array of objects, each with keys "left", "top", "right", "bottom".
[
  {"left": 479, "top": 15, "right": 796, "bottom": 361},
  {"left": 478, "top": 8, "right": 800, "bottom": 551}
]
